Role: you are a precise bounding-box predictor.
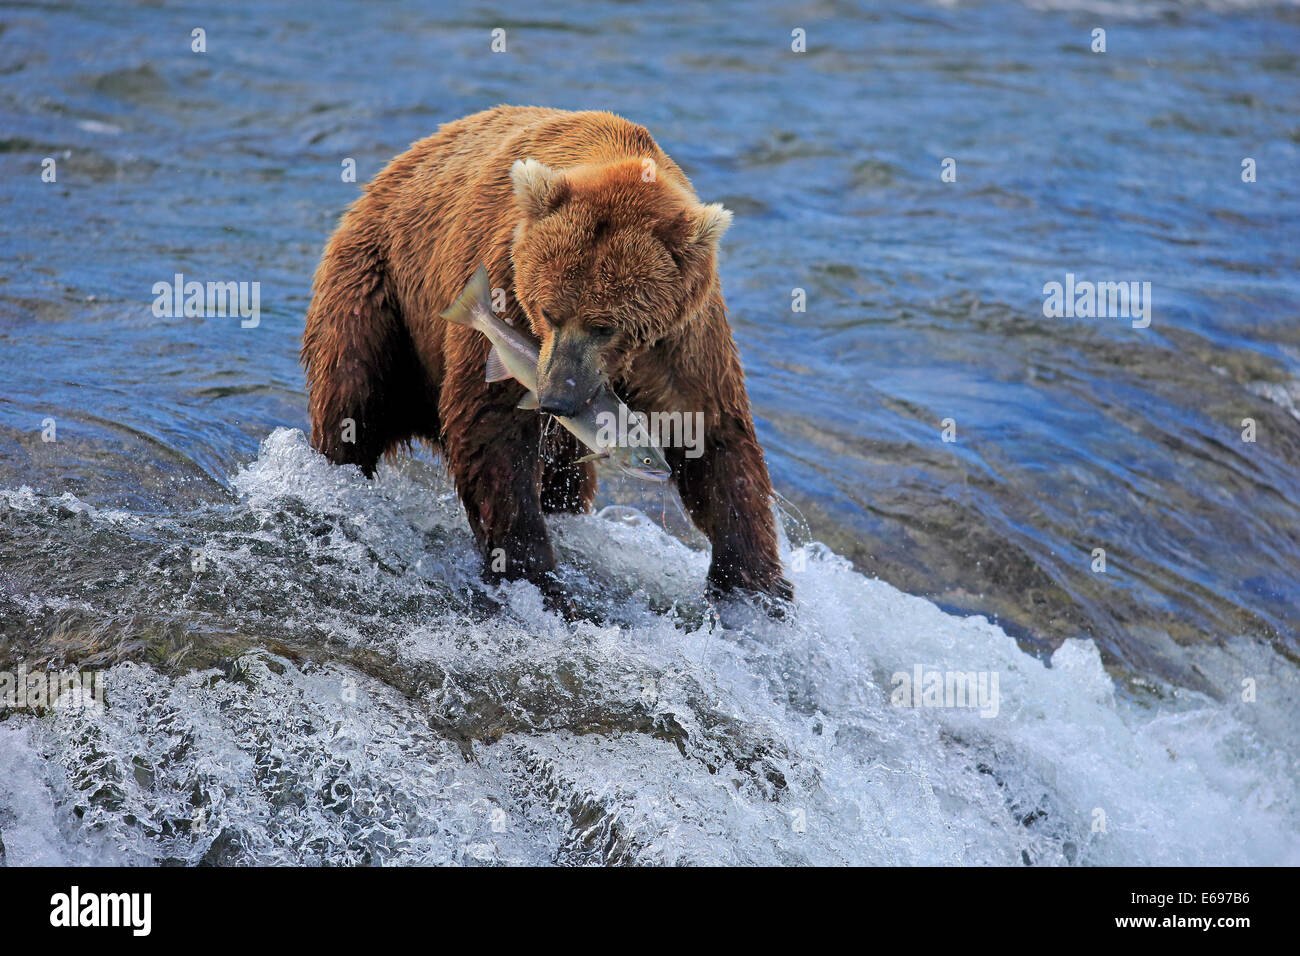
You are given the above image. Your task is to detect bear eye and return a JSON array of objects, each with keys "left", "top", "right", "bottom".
[{"left": 591, "top": 325, "right": 616, "bottom": 339}]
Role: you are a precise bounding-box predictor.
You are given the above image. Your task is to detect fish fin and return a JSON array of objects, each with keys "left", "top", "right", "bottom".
[
  {"left": 574, "top": 452, "right": 609, "bottom": 464},
  {"left": 485, "top": 346, "right": 511, "bottom": 383},
  {"left": 439, "top": 263, "right": 491, "bottom": 327},
  {"left": 516, "top": 390, "right": 539, "bottom": 410}
]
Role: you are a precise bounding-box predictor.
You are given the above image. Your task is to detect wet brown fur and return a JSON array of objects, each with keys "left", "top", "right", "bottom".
[{"left": 301, "top": 106, "right": 790, "bottom": 601}]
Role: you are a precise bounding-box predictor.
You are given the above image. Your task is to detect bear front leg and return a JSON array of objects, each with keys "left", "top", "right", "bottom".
[
  {"left": 446, "top": 407, "right": 556, "bottom": 586},
  {"left": 669, "top": 413, "right": 794, "bottom": 606},
  {"left": 438, "top": 344, "right": 566, "bottom": 603}
]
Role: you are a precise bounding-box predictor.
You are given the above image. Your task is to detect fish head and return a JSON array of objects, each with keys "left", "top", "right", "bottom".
[{"left": 609, "top": 441, "right": 672, "bottom": 483}]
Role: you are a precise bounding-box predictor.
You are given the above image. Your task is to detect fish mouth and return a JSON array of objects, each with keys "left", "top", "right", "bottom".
[{"left": 622, "top": 465, "right": 672, "bottom": 482}]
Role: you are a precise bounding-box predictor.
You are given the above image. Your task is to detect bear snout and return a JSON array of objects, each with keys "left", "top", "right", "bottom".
[{"left": 536, "top": 326, "right": 606, "bottom": 417}]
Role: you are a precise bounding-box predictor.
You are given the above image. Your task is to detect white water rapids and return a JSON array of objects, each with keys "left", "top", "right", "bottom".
[{"left": 1, "top": 428, "right": 1296, "bottom": 865}]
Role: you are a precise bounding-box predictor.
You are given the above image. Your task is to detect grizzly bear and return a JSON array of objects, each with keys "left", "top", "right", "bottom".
[{"left": 301, "top": 106, "right": 791, "bottom": 606}]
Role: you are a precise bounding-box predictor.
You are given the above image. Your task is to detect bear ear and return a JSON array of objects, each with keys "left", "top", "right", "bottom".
[
  {"left": 691, "top": 202, "right": 733, "bottom": 246},
  {"left": 511, "top": 158, "right": 568, "bottom": 219}
]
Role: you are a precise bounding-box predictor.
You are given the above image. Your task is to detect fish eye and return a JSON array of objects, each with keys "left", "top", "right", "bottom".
[{"left": 642, "top": 456, "right": 651, "bottom": 465}]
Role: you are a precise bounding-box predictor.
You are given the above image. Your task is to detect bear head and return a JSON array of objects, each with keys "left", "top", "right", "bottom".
[{"left": 509, "top": 156, "right": 731, "bottom": 417}]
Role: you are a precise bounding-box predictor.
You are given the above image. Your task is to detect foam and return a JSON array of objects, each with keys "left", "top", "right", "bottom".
[{"left": 1, "top": 428, "right": 1295, "bottom": 865}]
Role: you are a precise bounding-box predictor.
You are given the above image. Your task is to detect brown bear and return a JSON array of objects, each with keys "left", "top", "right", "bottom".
[{"left": 301, "top": 105, "right": 791, "bottom": 606}]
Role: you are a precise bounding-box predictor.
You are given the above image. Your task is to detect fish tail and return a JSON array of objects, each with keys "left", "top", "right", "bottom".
[{"left": 439, "top": 263, "right": 491, "bottom": 328}]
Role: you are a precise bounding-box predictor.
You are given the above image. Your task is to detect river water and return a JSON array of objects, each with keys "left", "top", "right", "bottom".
[{"left": 1, "top": 0, "right": 1298, "bottom": 864}]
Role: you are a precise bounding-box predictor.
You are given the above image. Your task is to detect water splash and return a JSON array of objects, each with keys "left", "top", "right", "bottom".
[{"left": 1, "top": 428, "right": 1295, "bottom": 865}]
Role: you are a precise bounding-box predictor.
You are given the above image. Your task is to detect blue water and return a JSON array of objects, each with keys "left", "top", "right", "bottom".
[{"left": 1, "top": 1, "right": 1299, "bottom": 865}]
